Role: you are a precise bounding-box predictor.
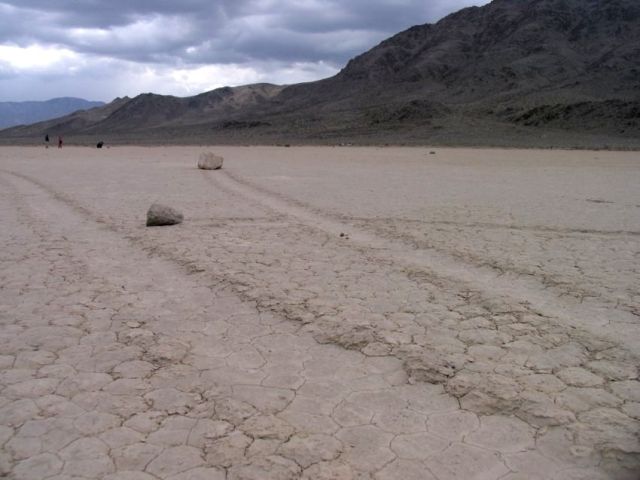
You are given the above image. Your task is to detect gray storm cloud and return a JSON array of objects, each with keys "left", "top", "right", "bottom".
[
  {"left": 0, "top": 0, "right": 490, "bottom": 101},
  {"left": 1, "top": 0, "right": 490, "bottom": 64}
]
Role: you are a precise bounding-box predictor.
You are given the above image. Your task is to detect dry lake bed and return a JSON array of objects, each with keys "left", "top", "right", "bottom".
[{"left": 0, "top": 146, "right": 638, "bottom": 480}]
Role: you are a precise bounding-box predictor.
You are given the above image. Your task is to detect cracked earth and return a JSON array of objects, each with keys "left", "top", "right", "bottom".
[{"left": 0, "top": 146, "right": 638, "bottom": 480}]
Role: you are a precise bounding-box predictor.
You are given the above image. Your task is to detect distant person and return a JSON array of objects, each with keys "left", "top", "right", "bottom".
[
  {"left": 58, "top": 136, "right": 63, "bottom": 148},
  {"left": 44, "top": 134, "right": 49, "bottom": 148}
]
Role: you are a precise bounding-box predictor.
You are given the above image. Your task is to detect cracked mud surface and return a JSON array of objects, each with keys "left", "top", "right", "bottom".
[{"left": 0, "top": 146, "right": 638, "bottom": 479}]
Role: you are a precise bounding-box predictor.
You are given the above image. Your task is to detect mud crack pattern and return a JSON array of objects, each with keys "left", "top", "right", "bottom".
[{"left": 0, "top": 146, "right": 638, "bottom": 480}]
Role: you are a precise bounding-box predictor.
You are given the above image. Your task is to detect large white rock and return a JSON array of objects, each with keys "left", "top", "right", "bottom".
[
  {"left": 197, "top": 152, "right": 224, "bottom": 170},
  {"left": 146, "top": 203, "right": 183, "bottom": 227}
]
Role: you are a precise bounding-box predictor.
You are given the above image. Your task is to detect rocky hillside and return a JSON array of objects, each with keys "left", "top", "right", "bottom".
[
  {"left": 336, "top": 0, "right": 640, "bottom": 102},
  {"left": 2, "top": 84, "right": 283, "bottom": 138},
  {"left": 1, "top": 0, "right": 638, "bottom": 147}
]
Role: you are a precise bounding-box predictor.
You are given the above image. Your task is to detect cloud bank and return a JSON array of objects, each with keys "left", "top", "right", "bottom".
[{"left": 0, "top": 0, "right": 490, "bottom": 101}]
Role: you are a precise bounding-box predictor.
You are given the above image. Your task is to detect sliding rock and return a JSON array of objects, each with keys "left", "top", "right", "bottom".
[
  {"left": 198, "top": 152, "right": 224, "bottom": 170},
  {"left": 146, "top": 203, "right": 183, "bottom": 227}
]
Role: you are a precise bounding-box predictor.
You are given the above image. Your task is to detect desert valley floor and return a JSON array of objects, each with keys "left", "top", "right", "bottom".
[{"left": 0, "top": 146, "right": 638, "bottom": 480}]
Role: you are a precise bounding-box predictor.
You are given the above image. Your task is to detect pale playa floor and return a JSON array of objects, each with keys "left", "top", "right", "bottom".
[{"left": 0, "top": 146, "right": 638, "bottom": 480}]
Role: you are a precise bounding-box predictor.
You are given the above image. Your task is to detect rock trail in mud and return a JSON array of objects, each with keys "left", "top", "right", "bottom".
[{"left": 0, "top": 147, "right": 638, "bottom": 479}]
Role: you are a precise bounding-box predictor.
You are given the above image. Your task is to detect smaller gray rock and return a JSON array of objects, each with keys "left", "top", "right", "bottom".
[
  {"left": 146, "top": 203, "right": 183, "bottom": 227},
  {"left": 198, "top": 152, "right": 223, "bottom": 170}
]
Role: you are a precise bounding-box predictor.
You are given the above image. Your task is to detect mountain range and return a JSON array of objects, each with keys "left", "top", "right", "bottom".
[
  {"left": 1, "top": 0, "right": 638, "bottom": 148},
  {"left": 0, "top": 98, "right": 105, "bottom": 130}
]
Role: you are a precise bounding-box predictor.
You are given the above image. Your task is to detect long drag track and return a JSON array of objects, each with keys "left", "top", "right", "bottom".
[{"left": 0, "top": 146, "right": 638, "bottom": 479}]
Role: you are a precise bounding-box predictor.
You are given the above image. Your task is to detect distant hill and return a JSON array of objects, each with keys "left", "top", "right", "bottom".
[
  {"left": 0, "top": 97, "right": 105, "bottom": 129},
  {"left": 1, "top": 0, "right": 638, "bottom": 148}
]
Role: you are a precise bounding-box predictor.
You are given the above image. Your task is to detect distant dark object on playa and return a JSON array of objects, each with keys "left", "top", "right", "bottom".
[{"left": 97, "top": 141, "right": 104, "bottom": 148}]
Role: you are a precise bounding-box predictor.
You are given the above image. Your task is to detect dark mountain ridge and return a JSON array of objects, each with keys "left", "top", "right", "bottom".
[
  {"left": 2, "top": 0, "right": 638, "bottom": 147},
  {"left": 326, "top": 0, "right": 640, "bottom": 103},
  {"left": 0, "top": 97, "right": 105, "bottom": 129}
]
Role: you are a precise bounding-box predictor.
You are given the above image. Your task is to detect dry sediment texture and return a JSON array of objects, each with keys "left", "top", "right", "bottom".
[{"left": 0, "top": 146, "right": 638, "bottom": 479}]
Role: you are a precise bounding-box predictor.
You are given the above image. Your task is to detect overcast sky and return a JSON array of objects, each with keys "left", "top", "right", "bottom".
[{"left": 0, "top": 0, "right": 490, "bottom": 102}]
